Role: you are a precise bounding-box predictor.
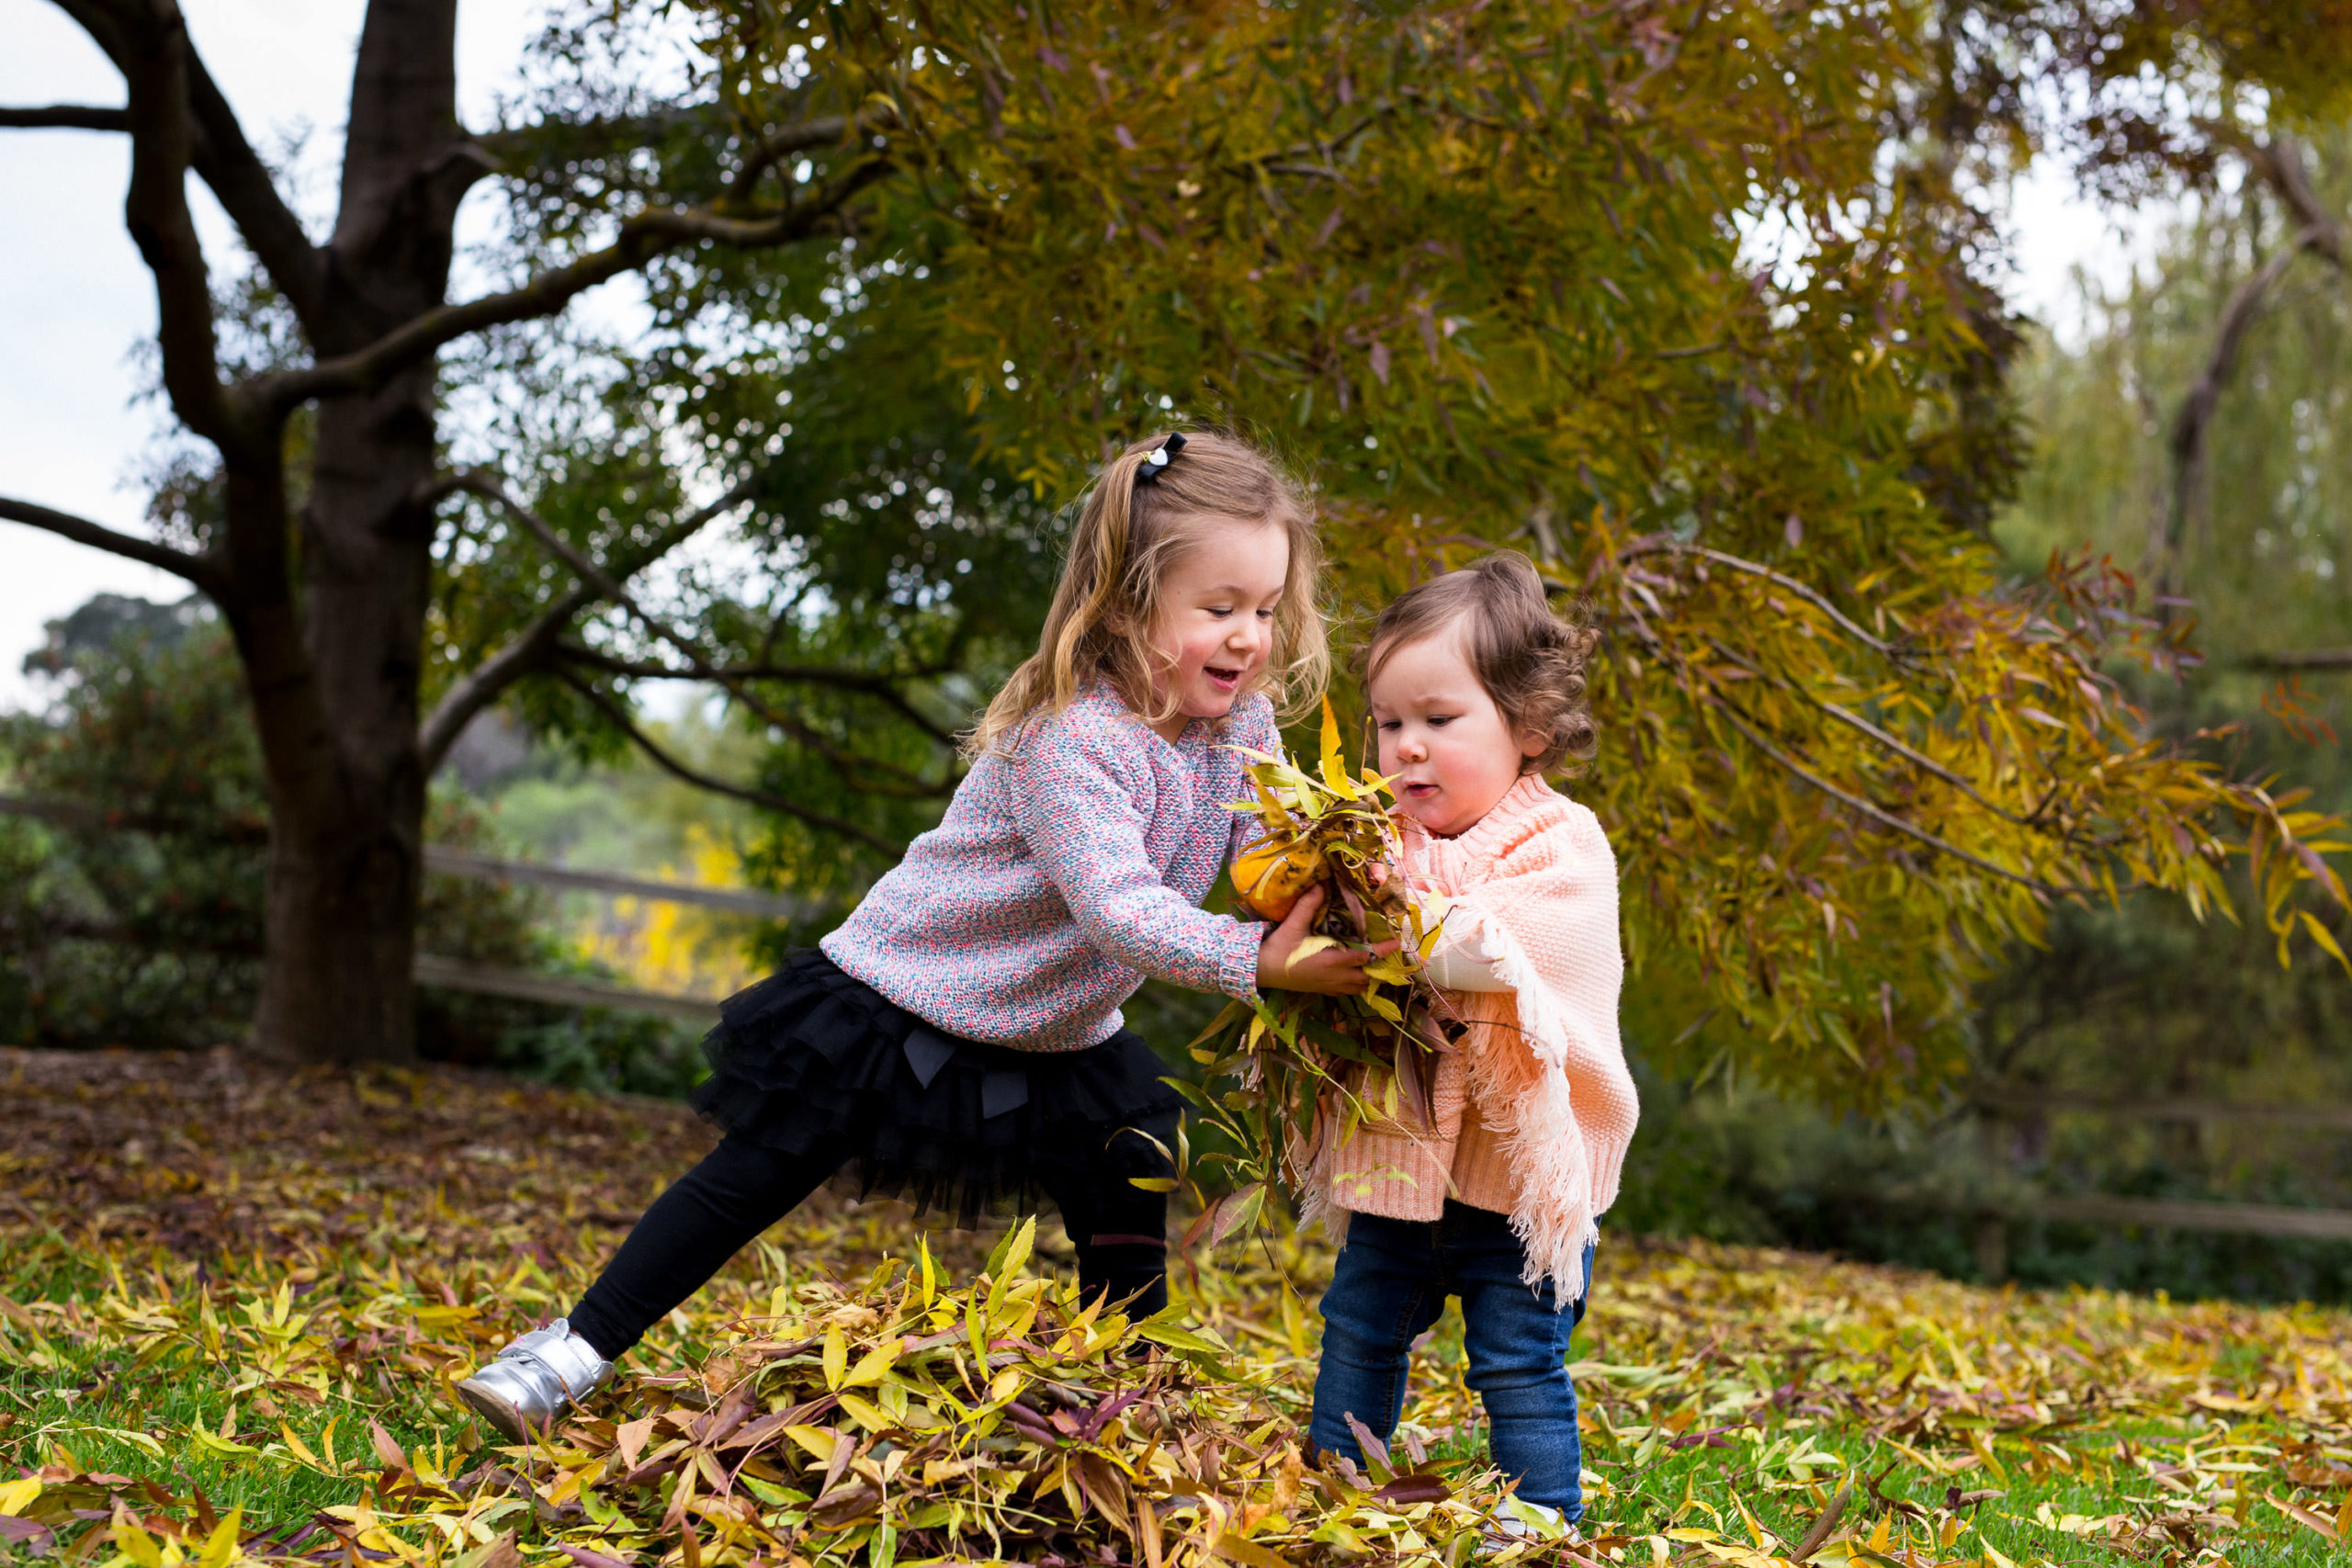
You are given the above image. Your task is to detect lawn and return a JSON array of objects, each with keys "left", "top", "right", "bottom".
[{"left": 2, "top": 1046, "right": 2346, "bottom": 1566}]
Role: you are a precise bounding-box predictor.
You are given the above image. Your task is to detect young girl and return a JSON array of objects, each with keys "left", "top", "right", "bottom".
[
  {"left": 458, "top": 430, "right": 1379, "bottom": 1441},
  {"left": 1304, "top": 552, "right": 1638, "bottom": 1532}
]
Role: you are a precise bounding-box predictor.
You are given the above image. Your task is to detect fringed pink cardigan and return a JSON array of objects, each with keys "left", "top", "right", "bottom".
[{"left": 1301, "top": 773, "right": 1638, "bottom": 1305}]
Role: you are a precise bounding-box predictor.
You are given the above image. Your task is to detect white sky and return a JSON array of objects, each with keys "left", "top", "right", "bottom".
[{"left": 0, "top": 7, "right": 2156, "bottom": 712}]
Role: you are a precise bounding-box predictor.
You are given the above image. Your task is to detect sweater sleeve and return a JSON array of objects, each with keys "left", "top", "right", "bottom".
[{"left": 1008, "top": 709, "right": 1263, "bottom": 1002}]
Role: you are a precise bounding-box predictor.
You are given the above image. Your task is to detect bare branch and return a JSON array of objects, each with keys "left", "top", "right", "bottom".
[
  {"left": 562, "top": 674, "right": 907, "bottom": 858},
  {"left": 557, "top": 645, "right": 967, "bottom": 749},
  {"left": 1620, "top": 539, "right": 1900, "bottom": 659},
  {"left": 446, "top": 470, "right": 954, "bottom": 795},
  {"left": 261, "top": 154, "right": 897, "bottom": 413},
  {"left": 0, "top": 494, "right": 224, "bottom": 595},
  {"left": 1700, "top": 635, "right": 2047, "bottom": 829},
  {"left": 1709, "top": 697, "right": 2084, "bottom": 898},
  {"left": 2244, "top": 649, "right": 2352, "bottom": 672},
  {"left": 0, "top": 104, "right": 130, "bottom": 130},
  {"left": 415, "top": 471, "right": 764, "bottom": 771},
  {"left": 418, "top": 587, "right": 594, "bottom": 774},
  {"left": 260, "top": 235, "right": 657, "bottom": 413},
  {"left": 729, "top": 108, "right": 886, "bottom": 200}
]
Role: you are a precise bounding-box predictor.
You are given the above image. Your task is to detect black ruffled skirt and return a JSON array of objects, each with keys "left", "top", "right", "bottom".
[{"left": 690, "top": 949, "right": 1184, "bottom": 1227}]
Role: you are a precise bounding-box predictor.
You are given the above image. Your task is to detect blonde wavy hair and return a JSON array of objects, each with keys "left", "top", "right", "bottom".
[{"left": 967, "top": 429, "right": 1329, "bottom": 757}]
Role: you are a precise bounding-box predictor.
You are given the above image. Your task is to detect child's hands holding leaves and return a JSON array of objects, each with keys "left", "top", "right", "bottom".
[{"left": 1256, "top": 886, "right": 1400, "bottom": 995}]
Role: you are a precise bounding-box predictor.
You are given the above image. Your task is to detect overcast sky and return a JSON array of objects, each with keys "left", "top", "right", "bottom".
[{"left": 0, "top": 3, "right": 2150, "bottom": 712}]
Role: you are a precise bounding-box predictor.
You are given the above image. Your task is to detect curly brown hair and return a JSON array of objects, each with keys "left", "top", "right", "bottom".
[{"left": 1359, "top": 550, "right": 1599, "bottom": 775}]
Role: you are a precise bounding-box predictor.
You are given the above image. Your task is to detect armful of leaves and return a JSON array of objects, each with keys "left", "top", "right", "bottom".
[{"left": 1165, "top": 700, "right": 1460, "bottom": 1253}]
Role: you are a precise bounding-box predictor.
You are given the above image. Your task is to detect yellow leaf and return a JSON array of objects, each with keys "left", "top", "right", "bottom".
[
  {"left": 842, "top": 1338, "right": 903, "bottom": 1388},
  {"left": 835, "top": 1391, "right": 891, "bottom": 1432},
  {"left": 282, "top": 1423, "right": 326, "bottom": 1472},
  {"left": 112, "top": 1517, "right": 164, "bottom": 1568},
  {"left": 1283, "top": 934, "right": 1340, "bottom": 972},
  {"left": 0, "top": 1478, "right": 40, "bottom": 1516},
  {"left": 782, "top": 1425, "right": 841, "bottom": 1465},
  {"left": 197, "top": 1509, "right": 243, "bottom": 1568},
  {"left": 999, "top": 1214, "right": 1036, "bottom": 1282},
  {"left": 822, "top": 1322, "right": 848, "bottom": 1390},
  {"left": 2300, "top": 910, "right": 2352, "bottom": 976},
  {"left": 87, "top": 1426, "right": 167, "bottom": 1460}
]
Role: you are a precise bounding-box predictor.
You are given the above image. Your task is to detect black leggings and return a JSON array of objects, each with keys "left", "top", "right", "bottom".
[{"left": 567, "top": 1133, "right": 1170, "bottom": 1359}]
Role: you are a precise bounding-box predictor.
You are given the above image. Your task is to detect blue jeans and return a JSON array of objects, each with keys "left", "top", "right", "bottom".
[{"left": 1309, "top": 1202, "right": 1595, "bottom": 1517}]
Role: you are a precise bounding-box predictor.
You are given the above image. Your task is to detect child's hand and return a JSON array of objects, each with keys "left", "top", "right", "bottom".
[{"left": 1255, "top": 886, "right": 1400, "bottom": 996}]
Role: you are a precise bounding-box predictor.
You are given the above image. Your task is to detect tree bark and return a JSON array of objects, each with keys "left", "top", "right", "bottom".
[
  {"left": 247, "top": 0, "right": 464, "bottom": 1065},
  {"left": 13, "top": 0, "right": 894, "bottom": 1066}
]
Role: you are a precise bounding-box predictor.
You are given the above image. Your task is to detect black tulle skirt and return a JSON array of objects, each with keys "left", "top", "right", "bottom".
[{"left": 690, "top": 949, "right": 1184, "bottom": 1227}]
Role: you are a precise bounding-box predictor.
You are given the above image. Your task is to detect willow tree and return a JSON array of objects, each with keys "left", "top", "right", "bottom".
[{"left": 3, "top": 0, "right": 2344, "bottom": 1082}]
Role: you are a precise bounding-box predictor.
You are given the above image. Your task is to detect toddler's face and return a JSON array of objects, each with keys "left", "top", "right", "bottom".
[
  {"left": 1369, "top": 620, "right": 1541, "bottom": 838},
  {"left": 1147, "top": 518, "right": 1290, "bottom": 741}
]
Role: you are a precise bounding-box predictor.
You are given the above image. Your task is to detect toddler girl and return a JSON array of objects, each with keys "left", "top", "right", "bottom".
[
  {"left": 1304, "top": 551, "right": 1638, "bottom": 1532},
  {"left": 459, "top": 430, "right": 1377, "bottom": 1440}
]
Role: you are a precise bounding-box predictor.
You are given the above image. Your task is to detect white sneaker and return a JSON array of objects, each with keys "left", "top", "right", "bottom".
[{"left": 455, "top": 1319, "right": 614, "bottom": 1442}]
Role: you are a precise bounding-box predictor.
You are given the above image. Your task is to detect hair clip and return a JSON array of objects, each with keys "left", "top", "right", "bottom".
[{"left": 1134, "top": 432, "right": 1187, "bottom": 485}]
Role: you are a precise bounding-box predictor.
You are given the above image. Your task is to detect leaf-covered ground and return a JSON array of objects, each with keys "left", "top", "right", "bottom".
[{"left": 3, "top": 1047, "right": 2349, "bottom": 1567}]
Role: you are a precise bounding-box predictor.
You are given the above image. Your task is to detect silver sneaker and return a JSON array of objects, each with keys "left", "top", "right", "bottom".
[
  {"left": 1480, "top": 1499, "right": 1577, "bottom": 1559},
  {"left": 455, "top": 1319, "right": 614, "bottom": 1442}
]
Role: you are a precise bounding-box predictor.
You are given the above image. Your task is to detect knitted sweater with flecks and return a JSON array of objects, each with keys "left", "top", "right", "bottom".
[{"left": 821, "top": 681, "right": 1271, "bottom": 1051}]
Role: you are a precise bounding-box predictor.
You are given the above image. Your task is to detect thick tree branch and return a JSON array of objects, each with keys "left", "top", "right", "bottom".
[
  {"left": 25, "top": 6, "right": 325, "bottom": 322},
  {"left": 0, "top": 104, "right": 130, "bottom": 130},
  {"left": 259, "top": 154, "right": 897, "bottom": 413},
  {"left": 108, "top": 0, "right": 247, "bottom": 453},
  {"left": 2156, "top": 136, "right": 2349, "bottom": 604},
  {"left": 0, "top": 494, "right": 224, "bottom": 596},
  {"left": 415, "top": 471, "right": 765, "bottom": 772},
  {"left": 181, "top": 48, "right": 324, "bottom": 327},
  {"left": 562, "top": 673, "right": 907, "bottom": 858}
]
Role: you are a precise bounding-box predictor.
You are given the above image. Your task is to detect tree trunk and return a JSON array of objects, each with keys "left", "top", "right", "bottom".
[{"left": 248, "top": 0, "right": 462, "bottom": 1065}]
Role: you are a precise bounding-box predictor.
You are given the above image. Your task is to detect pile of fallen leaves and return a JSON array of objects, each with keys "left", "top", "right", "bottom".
[
  {"left": 435, "top": 1218, "right": 1547, "bottom": 1568},
  {"left": 7, "top": 1045, "right": 2352, "bottom": 1568}
]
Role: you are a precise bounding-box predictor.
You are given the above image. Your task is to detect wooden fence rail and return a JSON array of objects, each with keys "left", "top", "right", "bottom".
[{"left": 410, "top": 953, "right": 720, "bottom": 1023}]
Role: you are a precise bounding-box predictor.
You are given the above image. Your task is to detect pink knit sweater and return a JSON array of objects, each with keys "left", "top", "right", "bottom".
[{"left": 1304, "top": 773, "right": 1638, "bottom": 1304}]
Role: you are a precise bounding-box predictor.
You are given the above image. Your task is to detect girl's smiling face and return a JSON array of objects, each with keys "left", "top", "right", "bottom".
[
  {"left": 1146, "top": 518, "right": 1291, "bottom": 742},
  {"left": 1369, "top": 618, "right": 1544, "bottom": 838}
]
